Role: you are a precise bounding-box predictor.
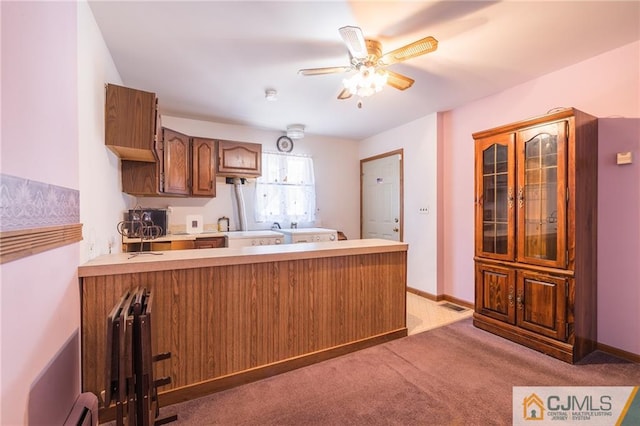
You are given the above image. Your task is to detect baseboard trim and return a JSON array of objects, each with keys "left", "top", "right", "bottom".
[
  {"left": 406, "top": 287, "right": 474, "bottom": 310},
  {"left": 597, "top": 342, "right": 640, "bottom": 363},
  {"left": 407, "top": 287, "right": 441, "bottom": 301}
]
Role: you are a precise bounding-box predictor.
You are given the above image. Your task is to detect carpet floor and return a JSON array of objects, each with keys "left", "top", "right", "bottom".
[{"left": 156, "top": 319, "right": 640, "bottom": 425}]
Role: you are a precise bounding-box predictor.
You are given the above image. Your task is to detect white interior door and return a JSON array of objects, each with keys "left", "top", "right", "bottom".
[{"left": 361, "top": 152, "right": 402, "bottom": 241}]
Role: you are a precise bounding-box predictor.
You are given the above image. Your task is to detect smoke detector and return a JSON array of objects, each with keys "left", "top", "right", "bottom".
[{"left": 265, "top": 89, "right": 278, "bottom": 101}]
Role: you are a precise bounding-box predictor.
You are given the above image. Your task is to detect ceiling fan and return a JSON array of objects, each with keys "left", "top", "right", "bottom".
[{"left": 298, "top": 26, "right": 438, "bottom": 102}]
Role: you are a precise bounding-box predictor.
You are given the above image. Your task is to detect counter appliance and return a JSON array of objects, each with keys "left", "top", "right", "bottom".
[
  {"left": 225, "top": 230, "right": 284, "bottom": 248},
  {"left": 278, "top": 228, "right": 338, "bottom": 244},
  {"left": 127, "top": 208, "right": 167, "bottom": 237}
]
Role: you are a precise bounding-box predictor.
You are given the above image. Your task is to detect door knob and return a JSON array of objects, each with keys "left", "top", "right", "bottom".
[{"left": 393, "top": 227, "right": 399, "bottom": 232}]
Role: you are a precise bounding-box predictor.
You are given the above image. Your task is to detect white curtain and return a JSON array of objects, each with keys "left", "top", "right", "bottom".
[{"left": 255, "top": 152, "right": 316, "bottom": 224}]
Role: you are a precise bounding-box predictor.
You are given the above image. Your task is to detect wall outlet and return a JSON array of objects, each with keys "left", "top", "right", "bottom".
[{"left": 418, "top": 207, "right": 429, "bottom": 215}]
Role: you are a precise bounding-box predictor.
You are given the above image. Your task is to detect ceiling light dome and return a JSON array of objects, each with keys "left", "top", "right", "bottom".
[{"left": 286, "top": 124, "right": 305, "bottom": 139}]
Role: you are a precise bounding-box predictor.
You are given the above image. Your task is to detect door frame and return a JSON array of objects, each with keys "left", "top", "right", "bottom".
[{"left": 360, "top": 149, "right": 404, "bottom": 241}]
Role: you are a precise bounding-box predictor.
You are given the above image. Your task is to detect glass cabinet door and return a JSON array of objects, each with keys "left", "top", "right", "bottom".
[
  {"left": 475, "top": 133, "right": 515, "bottom": 260},
  {"left": 517, "top": 122, "right": 567, "bottom": 268}
]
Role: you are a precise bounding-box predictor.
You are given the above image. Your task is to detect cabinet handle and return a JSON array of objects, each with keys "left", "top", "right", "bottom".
[
  {"left": 508, "top": 293, "right": 514, "bottom": 306},
  {"left": 518, "top": 187, "right": 524, "bottom": 208},
  {"left": 516, "top": 294, "right": 523, "bottom": 310},
  {"left": 508, "top": 187, "right": 514, "bottom": 208}
]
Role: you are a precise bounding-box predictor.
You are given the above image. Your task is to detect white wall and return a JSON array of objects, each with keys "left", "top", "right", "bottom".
[
  {"left": 359, "top": 114, "right": 440, "bottom": 295},
  {"left": 1, "top": 2, "right": 80, "bottom": 424},
  {"left": 78, "top": 0, "right": 131, "bottom": 262},
  {"left": 138, "top": 116, "right": 362, "bottom": 240}
]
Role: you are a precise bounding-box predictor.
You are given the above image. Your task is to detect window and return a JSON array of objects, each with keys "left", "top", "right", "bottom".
[{"left": 255, "top": 152, "right": 316, "bottom": 225}]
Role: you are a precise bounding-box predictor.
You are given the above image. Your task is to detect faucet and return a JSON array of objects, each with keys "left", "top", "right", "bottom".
[{"left": 271, "top": 222, "right": 281, "bottom": 230}]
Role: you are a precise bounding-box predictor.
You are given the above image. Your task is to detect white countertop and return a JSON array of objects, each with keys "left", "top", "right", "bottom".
[
  {"left": 122, "top": 230, "right": 291, "bottom": 243},
  {"left": 122, "top": 230, "right": 226, "bottom": 243},
  {"left": 79, "top": 238, "right": 408, "bottom": 277}
]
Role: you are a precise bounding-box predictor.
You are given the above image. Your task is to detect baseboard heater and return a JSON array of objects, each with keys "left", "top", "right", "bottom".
[{"left": 64, "top": 392, "right": 99, "bottom": 426}]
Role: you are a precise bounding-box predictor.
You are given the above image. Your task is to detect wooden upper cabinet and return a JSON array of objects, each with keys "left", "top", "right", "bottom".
[
  {"left": 121, "top": 160, "right": 160, "bottom": 196},
  {"left": 217, "top": 140, "right": 262, "bottom": 177},
  {"left": 122, "top": 129, "right": 216, "bottom": 197},
  {"left": 105, "top": 83, "right": 158, "bottom": 162},
  {"left": 162, "top": 128, "right": 190, "bottom": 196},
  {"left": 192, "top": 138, "right": 216, "bottom": 196}
]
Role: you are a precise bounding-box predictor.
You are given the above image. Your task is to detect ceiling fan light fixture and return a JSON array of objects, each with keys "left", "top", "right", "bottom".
[
  {"left": 286, "top": 124, "right": 305, "bottom": 139},
  {"left": 343, "top": 66, "right": 388, "bottom": 98}
]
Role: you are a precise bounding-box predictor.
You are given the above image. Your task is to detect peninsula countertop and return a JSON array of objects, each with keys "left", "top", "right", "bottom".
[{"left": 78, "top": 238, "right": 408, "bottom": 277}]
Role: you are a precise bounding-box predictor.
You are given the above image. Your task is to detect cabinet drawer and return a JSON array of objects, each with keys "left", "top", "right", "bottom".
[
  {"left": 171, "top": 240, "right": 195, "bottom": 250},
  {"left": 194, "top": 237, "right": 226, "bottom": 249}
]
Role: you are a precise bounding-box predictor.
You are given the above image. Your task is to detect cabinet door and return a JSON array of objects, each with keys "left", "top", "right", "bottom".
[
  {"left": 121, "top": 160, "right": 160, "bottom": 196},
  {"left": 517, "top": 121, "right": 567, "bottom": 268},
  {"left": 516, "top": 271, "right": 567, "bottom": 340},
  {"left": 191, "top": 138, "right": 216, "bottom": 197},
  {"left": 217, "top": 140, "right": 262, "bottom": 177},
  {"left": 105, "top": 84, "right": 157, "bottom": 162},
  {"left": 475, "top": 133, "right": 516, "bottom": 260},
  {"left": 475, "top": 263, "right": 516, "bottom": 324},
  {"left": 162, "top": 128, "right": 190, "bottom": 195}
]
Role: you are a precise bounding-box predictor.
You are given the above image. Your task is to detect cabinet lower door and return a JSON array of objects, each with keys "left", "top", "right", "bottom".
[
  {"left": 475, "top": 263, "right": 516, "bottom": 324},
  {"left": 516, "top": 271, "right": 567, "bottom": 340}
]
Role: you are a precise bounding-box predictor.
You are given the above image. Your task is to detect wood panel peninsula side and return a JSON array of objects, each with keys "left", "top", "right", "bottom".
[{"left": 79, "top": 239, "right": 408, "bottom": 421}]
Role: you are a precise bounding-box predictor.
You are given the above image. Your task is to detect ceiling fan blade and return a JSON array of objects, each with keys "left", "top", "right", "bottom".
[
  {"left": 379, "top": 36, "right": 438, "bottom": 66},
  {"left": 298, "top": 66, "right": 352, "bottom": 76},
  {"left": 337, "top": 88, "right": 352, "bottom": 100},
  {"left": 386, "top": 70, "right": 415, "bottom": 91},
  {"left": 338, "top": 26, "right": 368, "bottom": 60}
]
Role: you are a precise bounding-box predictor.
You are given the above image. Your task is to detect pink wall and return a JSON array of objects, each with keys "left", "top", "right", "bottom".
[
  {"left": 597, "top": 118, "right": 639, "bottom": 353},
  {"left": 442, "top": 41, "right": 640, "bottom": 355},
  {"left": 1, "top": 2, "right": 81, "bottom": 424}
]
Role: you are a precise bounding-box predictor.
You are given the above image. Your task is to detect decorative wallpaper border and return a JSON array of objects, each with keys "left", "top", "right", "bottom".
[
  {"left": 0, "top": 173, "right": 80, "bottom": 231},
  {"left": 0, "top": 174, "right": 82, "bottom": 263}
]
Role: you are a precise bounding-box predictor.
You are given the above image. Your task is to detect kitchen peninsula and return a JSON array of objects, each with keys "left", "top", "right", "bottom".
[{"left": 79, "top": 238, "right": 408, "bottom": 420}]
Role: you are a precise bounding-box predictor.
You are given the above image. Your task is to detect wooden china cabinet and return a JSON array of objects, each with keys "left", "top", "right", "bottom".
[{"left": 472, "top": 108, "right": 598, "bottom": 363}]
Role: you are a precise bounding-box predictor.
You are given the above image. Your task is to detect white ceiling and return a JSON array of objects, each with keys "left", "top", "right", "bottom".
[{"left": 89, "top": 1, "right": 639, "bottom": 141}]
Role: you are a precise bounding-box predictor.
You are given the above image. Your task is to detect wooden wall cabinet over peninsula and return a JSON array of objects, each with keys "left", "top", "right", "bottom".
[
  {"left": 472, "top": 108, "right": 598, "bottom": 363},
  {"left": 121, "top": 128, "right": 216, "bottom": 197},
  {"left": 105, "top": 83, "right": 159, "bottom": 162},
  {"left": 217, "top": 140, "right": 262, "bottom": 177}
]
